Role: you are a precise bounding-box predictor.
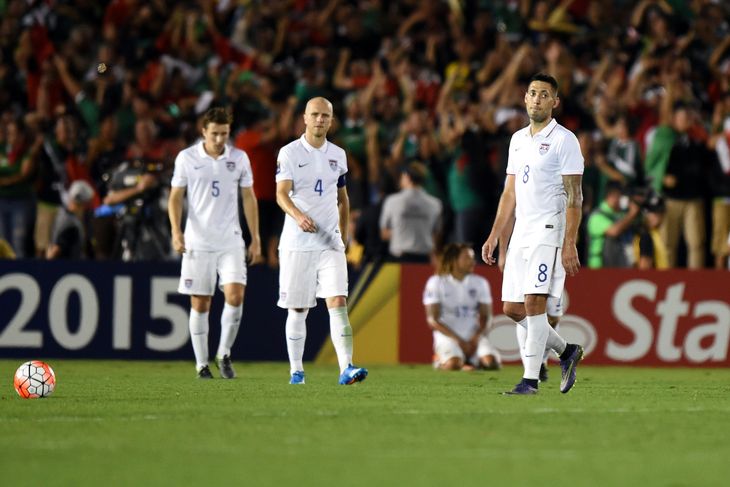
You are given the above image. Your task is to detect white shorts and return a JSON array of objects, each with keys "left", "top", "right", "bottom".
[
  {"left": 177, "top": 247, "right": 247, "bottom": 295},
  {"left": 547, "top": 295, "right": 563, "bottom": 317},
  {"left": 502, "top": 245, "right": 565, "bottom": 303},
  {"left": 278, "top": 249, "right": 348, "bottom": 308},
  {"left": 433, "top": 332, "right": 501, "bottom": 367}
]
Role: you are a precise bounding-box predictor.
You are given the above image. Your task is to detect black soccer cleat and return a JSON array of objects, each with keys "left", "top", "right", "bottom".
[
  {"left": 215, "top": 355, "right": 237, "bottom": 379},
  {"left": 197, "top": 365, "right": 214, "bottom": 379},
  {"left": 539, "top": 363, "right": 549, "bottom": 382}
]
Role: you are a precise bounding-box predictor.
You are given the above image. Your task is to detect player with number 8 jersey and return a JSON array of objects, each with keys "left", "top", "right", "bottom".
[{"left": 482, "top": 74, "right": 584, "bottom": 395}]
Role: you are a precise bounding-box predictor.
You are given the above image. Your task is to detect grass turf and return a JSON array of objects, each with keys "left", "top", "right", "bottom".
[{"left": 1, "top": 361, "right": 728, "bottom": 487}]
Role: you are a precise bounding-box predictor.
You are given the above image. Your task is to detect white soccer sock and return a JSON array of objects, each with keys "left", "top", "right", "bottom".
[
  {"left": 524, "top": 313, "right": 550, "bottom": 380},
  {"left": 545, "top": 323, "right": 566, "bottom": 358},
  {"left": 189, "top": 309, "right": 209, "bottom": 370},
  {"left": 217, "top": 303, "right": 243, "bottom": 358},
  {"left": 515, "top": 318, "right": 528, "bottom": 368},
  {"left": 543, "top": 323, "right": 561, "bottom": 362},
  {"left": 286, "top": 309, "right": 308, "bottom": 374},
  {"left": 328, "top": 307, "right": 353, "bottom": 373}
]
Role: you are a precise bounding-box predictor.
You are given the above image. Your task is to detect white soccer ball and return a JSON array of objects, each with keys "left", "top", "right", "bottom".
[{"left": 14, "top": 361, "right": 56, "bottom": 399}]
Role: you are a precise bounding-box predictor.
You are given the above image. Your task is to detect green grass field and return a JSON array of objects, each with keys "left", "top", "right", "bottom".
[{"left": 1, "top": 361, "right": 728, "bottom": 487}]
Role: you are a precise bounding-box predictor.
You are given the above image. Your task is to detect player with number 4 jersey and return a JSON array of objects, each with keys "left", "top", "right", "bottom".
[{"left": 275, "top": 97, "right": 367, "bottom": 386}]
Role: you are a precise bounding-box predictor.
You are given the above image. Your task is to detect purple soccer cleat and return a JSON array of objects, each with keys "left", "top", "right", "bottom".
[
  {"left": 503, "top": 381, "right": 538, "bottom": 395},
  {"left": 560, "top": 344, "right": 584, "bottom": 393}
]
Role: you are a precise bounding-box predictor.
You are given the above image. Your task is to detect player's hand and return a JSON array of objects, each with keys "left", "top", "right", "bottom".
[
  {"left": 460, "top": 339, "right": 476, "bottom": 358},
  {"left": 481, "top": 235, "right": 498, "bottom": 265},
  {"left": 562, "top": 243, "right": 581, "bottom": 276},
  {"left": 296, "top": 213, "right": 318, "bottom": 233},
  {"left": 498, "top": 249, "right": 507, "bottom": 273},
  {"left": 247, "top": 238, "right": 263, "bottom": 265},
  {"left": 172, "top": 231, "right": 186, "bottom": 254}
]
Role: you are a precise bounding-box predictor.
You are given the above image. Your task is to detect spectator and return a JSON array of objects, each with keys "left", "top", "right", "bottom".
[
  {"left": 379, "top": 161, "right": 442, "bottom": 262},
  {"left": 633, "top": 188, "right": 669, "bottom": 270},
  {"left": 34, "top": 114, "right": 87, "bottom": 258},
  {"left": 586, "top": 181, "right": 644, "bottom": 269},
  {"left": 653, "top": 102, "right": 709, "bottom": 269},
  {"left": 0, "top": 118, "right": 37, "bottom": 258},
  {"left": 234, "top": 108, "right": 288, "bottom": 268},
  {"left": 46, "top": 180, "right": 94, "bottom": 260},
  {"left": 709, "top": 98, "right": 730, "bottom": 269}
]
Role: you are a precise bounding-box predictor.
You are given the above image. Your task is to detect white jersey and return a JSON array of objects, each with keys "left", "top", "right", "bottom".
[
  {"left": 507, "top": 118, "right": 583, "bottom": 248},
  {"left": 276, "top": 134, "right": 347, "bottom": 251},
  {"left": 171, "top": 141, "right": 253, "bottom": 251},
  {"left": 423, "top": 273, "right": 492, "bottom": 341}
]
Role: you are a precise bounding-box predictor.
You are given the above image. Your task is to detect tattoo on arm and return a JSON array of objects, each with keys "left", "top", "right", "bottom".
[{"left": 563, "top": 175, "right": 583, "bottom": 209}]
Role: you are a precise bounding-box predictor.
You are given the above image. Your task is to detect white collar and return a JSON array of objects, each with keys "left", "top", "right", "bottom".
[
  {"left": 196, "top": 141, "right": 231, "bottom": 160},
  {"left": 526, "top": 118, "right": 558, "bottom": 139},
  {"left": 300, "top": 134, "right": 328, "bottom": 153}
]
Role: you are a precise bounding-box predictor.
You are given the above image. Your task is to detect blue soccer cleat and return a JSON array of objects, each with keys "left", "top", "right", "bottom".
[
  {"left": 290, "top": 371, "right": 305, "bottom": 384},
  {"left": 560, "top": 344, "right": 584, "bottom": 393},
  {"left": 338, "top": 365, "right": 368, "bottom": 385},
  {"left": 503, "top": 381, "right": 538, "bottom": 395}
]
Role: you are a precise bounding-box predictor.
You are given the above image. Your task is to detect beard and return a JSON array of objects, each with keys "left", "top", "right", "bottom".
[{"left": 529, "top": 110, "right": 549, "bottom": 123}]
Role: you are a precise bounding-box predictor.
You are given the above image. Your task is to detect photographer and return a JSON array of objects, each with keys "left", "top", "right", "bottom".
[
  {"left": 101, "top": 158, "right": 170, "bottom": 261},
  {"left": 633, "top": 189, "right": 669, "bottom": 269},
  {"left": 586, "top": 182, "right": 645, "bottom": 268}
]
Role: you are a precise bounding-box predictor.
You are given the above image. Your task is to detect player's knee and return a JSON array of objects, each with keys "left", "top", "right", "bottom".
[
  {"left": 440, "top": 358, "right": 463, "bottom": 371},
  {"left": 326, "top": 296, "right": 347, "bottom": 309},
  {"left": 480, "top": 355, "right": 501, "bottom": 370},
  {"left": 524, "top": 295, "right": 547, "bottom": 315},
  {"left": 191, "top": 295, "right": 212, "bottom": 313},
  {"left": 503, "top": 303, "right": 525, "bottom": 322}
]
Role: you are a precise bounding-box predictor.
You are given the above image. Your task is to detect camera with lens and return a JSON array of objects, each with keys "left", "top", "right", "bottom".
[
  {"left": 107, "top": 158, "right": 170, "bottom": 261},
  {"left": 628, "top": 186, "right": 664, "bottom": 213}
]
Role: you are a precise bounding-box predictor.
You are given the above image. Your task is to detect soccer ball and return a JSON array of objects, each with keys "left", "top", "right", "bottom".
[{"left": 14, "top": 361, "right": 56, "bottom": 399}]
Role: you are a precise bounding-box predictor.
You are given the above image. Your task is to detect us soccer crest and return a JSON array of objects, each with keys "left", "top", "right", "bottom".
[
  {"left": 226, "top": 160, "right": 236, "bottom": 172},
  {"left": 539, "top": 143, "right": 550, "bottom": 155},
  {"left": 468, "top": 288, "right": 477, "bottom": 298},
  {"left": 329, "top": 159, "right": 338, "bottom": 171},
  {"left": 184, "top": 279, "right": 193, "bottom": 288}
]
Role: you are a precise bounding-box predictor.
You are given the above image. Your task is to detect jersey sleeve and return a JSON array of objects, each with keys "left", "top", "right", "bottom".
[
  {"left": 170, "top": 152, "right": 188, "bottom": 187},
  {"left": 339, "top": 149, "right": 348, "bottom": 176},
  {"left": 505, "top": 133, "right": 518, "bottom": 175},
  {"left": 423, "top": 276, "right": 441, "bottom": 305},
  {"left": 239, "top": 151, "right": 254, "bottom": 188},
  {"left": 559, "top": 131, "right": 585, "bottom": 175},
  {"left": 275, "top": 146, "right": 293, "bottom": 182},
  {"left": 379, "top": 196, "right": 393, "bottom": 230},
  {"left": 477, "top": 276, "right": 492, "bottom": 305}
]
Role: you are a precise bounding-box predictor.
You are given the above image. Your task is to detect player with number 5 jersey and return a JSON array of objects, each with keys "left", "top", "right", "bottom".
[
  {"left": 169, "top": 107, "right": 262, "bottom": 380},
  {"left": 482, "top": 73, "right": 585, "bottom": 395},
  {"left": 275, "top": 97, "right": 367, "bottom": 386}
]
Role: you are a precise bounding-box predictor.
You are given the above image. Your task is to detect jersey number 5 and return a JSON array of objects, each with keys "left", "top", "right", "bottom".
[
  {"left": 314, "top": 179, "right": 323, "bottom": 196},
  {"left": 212, "top": 180, "right": 220, "bottom": 197}
]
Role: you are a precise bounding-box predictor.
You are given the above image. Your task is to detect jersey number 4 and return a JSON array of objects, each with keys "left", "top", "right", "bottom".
[{"left": 314, "top": 179, "right": 323, "bottom": 196}]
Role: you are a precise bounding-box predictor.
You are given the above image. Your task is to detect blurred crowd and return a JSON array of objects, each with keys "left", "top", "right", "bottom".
[{"left": 1, "top": 0, "right": 729, "bottom": 269}]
